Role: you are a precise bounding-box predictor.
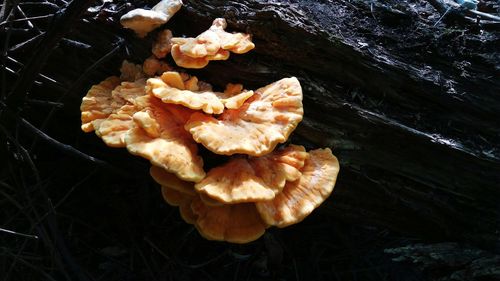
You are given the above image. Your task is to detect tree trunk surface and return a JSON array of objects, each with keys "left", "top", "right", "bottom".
[{"left": 1, "top": 1, "right": 499, "bottom": 278}]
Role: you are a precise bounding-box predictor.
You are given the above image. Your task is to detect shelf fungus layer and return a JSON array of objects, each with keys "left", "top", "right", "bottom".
[
  {"left": 185, "top": 77, "right": 303, "bottom": 156},
  {"left": 124, "top": 95, "right": 205, "bottom": 182},
  {"left": 256, "top": 148, "right": 340, "bottom": 228},
  {"left": 195, "top": 145, "right": 308, "bottom": 204}
]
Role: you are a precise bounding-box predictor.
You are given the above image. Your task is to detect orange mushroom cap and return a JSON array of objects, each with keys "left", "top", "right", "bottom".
[
  {"left": 151, "top": 166, "right": 267, "bottom": 243},
  {"left": 170, "top": 18, "right": 254, "bottom": 69},
  {"left": 191, "top": 197, "right": 267, "bottom": 243},
  {"left": 171, "top": 44, "right": 210, "bottom": 69},
  {"left": 185, "top": 77, "right": 303, "bottom": 156},
  {"left": 95, "top": 105, "right": 137, "bottom": 147},
  {"left": 124, "top": 95, "right": 205, "bottom": 182},
  {"left": 150, "top": 166, "right": 197, "bottom": 224},
  {"left": 255, "top": 148, "right": 340, "bottom": 228},
  {"left": 208, "top": 18, "right": 255, "bottom": 54},
  {"left": 179, "top": 30, "right": 221, "bottom": 58},
  {"left": 195, "top": 144, "right": 308, "bottom": 204},
  {"left": 150, "top": 165, "right": 196, "bottom": 196},
  {"left": 160, "top": 186, "right": 197, "bottom": 224},
  {"left": 148, "top": 72, "right": 254, "bottom": 114},
  {"left": 80, "top": 76, "right": 121, "bottom": 133},
  {"left": 91, "top": 79, "right": 147, "bottom": 147}
]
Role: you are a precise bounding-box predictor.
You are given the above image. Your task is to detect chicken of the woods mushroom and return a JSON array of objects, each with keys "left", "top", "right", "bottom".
[{"left": 80, "top": 9, "right": 341, "bottom": 244}]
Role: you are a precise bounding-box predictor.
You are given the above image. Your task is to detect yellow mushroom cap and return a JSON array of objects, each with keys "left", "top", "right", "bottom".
[
  {"left": 191, "top": 197, "right": 267, "bottom": 243},
  {"left": 195, "top": 145, "right": 308, "bottom": 204},
  {"left": 185, "top": 77, "right": 303, "bottom": 156},
  {"left": 148, "top": 72, "right": 253, "bottom": 114},
  {"left": 124, "top": 95, "right": 205, "bottom": 182},
  {"left": 255, "top": 148, "right": 340, "bottom": 228}
]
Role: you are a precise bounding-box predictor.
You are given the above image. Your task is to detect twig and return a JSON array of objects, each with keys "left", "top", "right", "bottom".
[
  {"left": 15, "top": 6, "right": 35, "bottom": 29},
  {"left": 19, "top": 2, "right": 61, "bottom": 10},
  {"left": 9, "top": 31, "right": 45, "bottom": 52},
  {"left": 0, "top": 227, "right": 39, "bottom": 239},
  {"left": 5, "top": 0, "right": 94, "bottom": 112},
  {"left": 18, "top": 116, "right": 110, "bottom": 166},
  {"left": 60, "top": 37, "right": 92, "bottom": 49},
  {"left": 26, "top": 99, "right": 64, "bottom": 108},
  {"left": 6, "top": 56, "right": 64, "bottom": 87}
]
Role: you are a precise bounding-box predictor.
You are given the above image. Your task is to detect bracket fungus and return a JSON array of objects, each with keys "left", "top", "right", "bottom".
[
  {"left": 124, "top": 95, "right": 205, "bottom": 182},
  {"left": 185, "top": 77, "right": 303, "bottom": 156},
  {"left": 148, "top": 71, "right": 254, "bottom": 114},
  {"left": 80, "top": 11, "right": 341, "bottom": 244},
  {"left": 256, "top": 148, "right": 340, "bottom": 228},
  {"left": 170, "top": 18, "right": 255, "bottom": 68},
  {"left": 191, "top": 197, "right": 267, "bottom": 244},
  {"left": 80, "top": 61, "right": 147, "bottom": 139},
  {"left": 195, "top": 145, "right": 308, "bottom": 204},
  {"left": 120, "top": 0, "right": 182, "bottom": 38},
  {"left": 151, "top": 167, "right": 266, "bottom": 243}
]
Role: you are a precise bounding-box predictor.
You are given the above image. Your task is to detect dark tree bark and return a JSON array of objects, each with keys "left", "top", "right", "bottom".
[
  {"left": 161, "top": 0, "right": 499, "bottom": 249},
  {"left": 3, "top": 0, "right": 499, "bottom": 254}
]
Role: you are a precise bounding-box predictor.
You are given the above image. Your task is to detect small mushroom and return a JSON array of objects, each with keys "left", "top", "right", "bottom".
[
  {"left": 120, "top": 0, "right": 182, "bottom": 38},
  {"left": 171, "top": 44, "right": 210, "bottom": 69},
  {"left": 255, "top": 148, "right": 340, "bottom": 228},
  {"left": 142, "top": 56, "right": 172, "bottom": 76},
  {"left": 152, "top": 29, "right": 173, "bottom": 59},
  {"left": 120, "top": 60, "right": 146, "bottom": 81},
  {"left": 185, "top": 77, "right": 303, "bottom": 156},
  {"left": 195, "top": 145, "right": 308, "bottom": 204},
  {"left": 207, "top": 18, "right": 255, "bottom": 54},
  {"left": 170, "top": 18, "right": 255, "bottom": 68},
  {"left": 147, "top": 71, "right": 254, "bottom": 114}
]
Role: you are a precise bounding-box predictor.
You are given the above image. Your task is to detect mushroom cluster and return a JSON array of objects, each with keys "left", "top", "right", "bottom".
[
  {"left": 170, "top": 18, "right": 255, "bottom": 69},
  {"left": 81, "top": 2, "right": 340, "bottom": 243}
]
